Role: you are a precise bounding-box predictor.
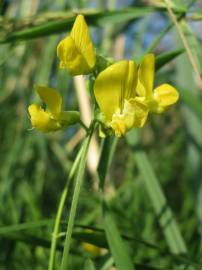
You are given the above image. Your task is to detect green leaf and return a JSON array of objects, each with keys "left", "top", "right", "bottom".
[
  {"left": 84, "top": 258, "right": 96, "bottom": 270},
  {"left": 155, "top": 49, "right": 185, "bottom": 71},
  {"left": 103, "top": 204, "right": 135, "bottom": 270},
  {"left": 1, "top": 233, "right": 63, "bottom": 251},
  {"left": 181, "top": 90, "right": 202, "bottom": 119},
  {"left": 126, "top": 131, "right": 187, "bottom": 255},
  {"left": 97, "top": 136, "right": 118, "bottom": 190},
  {"left": 0, "top": 7, "right": 186, "bottom": 43},
  {"left": 0, "top": 220, "right": 52, "bottom": 235}
]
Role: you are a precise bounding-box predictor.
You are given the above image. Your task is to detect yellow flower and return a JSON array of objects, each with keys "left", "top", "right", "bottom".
[
  {"left": 57, "top": 14, "right": 96, "bottom": 75},
  {"left": 81, "top": 242, "right": 101, "bottom": 257},
  {"left": 94, "top": 60, "right": 149, "bottom": 137},
  {"left": 136, "top": 54, "right": 179, "bottom": 114},
  {"left": 28, "top": 86, "right": 80, "bottom": 132},
  {"left": 81, "top": 229, "right": 102, "bottom": 257}
]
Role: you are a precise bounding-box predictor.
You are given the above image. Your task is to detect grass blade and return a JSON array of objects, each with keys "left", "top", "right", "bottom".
[
  {"left": 97, "top": 136, "right": 118, "bottom": 190},
  {"left": 135, "top": 151, "right": 187, "bottom": 254},
  {"left": 126, "top": 131, "right": 187, "bottom": 255},
  {"left": 0, "top": 220, "right": 52, "bottom": 234},
  {"left": 0, "top": 7, "right": 189, "bottom": 43},
  {"left": 155, "top": 49, "right": 184, "bottom": 71},
  {"left": 103, "top": 203, "right": 135, "bottom": 270},
  {"left": 84, "top": 258, "right": 96, "bottom": 270}
]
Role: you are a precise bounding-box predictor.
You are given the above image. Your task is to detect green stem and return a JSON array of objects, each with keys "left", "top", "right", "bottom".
[
  {"left": 79, "top": 120, "right": 89, "bottom": 132},
  {"left": 48, "top": 143, "right": 84, "bottom": 270},
  {"left": 145, "top": 13, "right": 185, "bottom": 54},
  {"left": 145, "top": 0, "right": 195, "bottom": 54},
  {"left": 97, "top": 136, "right": 118, "bottom": 190},
  {"left": 60, "top": 123, "right": 95, "bottom": 270}
]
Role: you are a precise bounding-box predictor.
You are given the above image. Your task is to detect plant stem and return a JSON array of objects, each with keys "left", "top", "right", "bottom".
[
  {"left": 60, "top": 123, "right": 95, "bottom": 270},
  {"left": 48, "top": 143, "right": 84, "bottom": 270},
  {"left": 79, "top": 120, "right": 89, "bottom": 132},
  {"left": 164, "top": 0, "right": 202, "bottom": 90}
]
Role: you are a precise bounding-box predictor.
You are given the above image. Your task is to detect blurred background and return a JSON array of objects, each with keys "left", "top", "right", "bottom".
[{"left": 0, "top": 0, "right": 202, "bottom": 269}]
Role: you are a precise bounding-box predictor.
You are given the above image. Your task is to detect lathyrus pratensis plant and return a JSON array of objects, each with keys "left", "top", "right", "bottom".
[
  {"left": 29, "top": 14, "right": 179, "bottom": 136},
  {"left": 28, "top": 14, "right": 179, "bottom": 269}
]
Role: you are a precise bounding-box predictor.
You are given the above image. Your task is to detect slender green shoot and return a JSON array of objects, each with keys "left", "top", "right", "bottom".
[
  {"left": 48, "top": 144, "right": 84, "bottom": 270},
  {"left": 60, "top": 123, "right": 96, "bottom": 270}
]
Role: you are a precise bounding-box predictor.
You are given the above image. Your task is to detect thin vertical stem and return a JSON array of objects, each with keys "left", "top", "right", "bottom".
[
  {"left": 48, "top": 143, "right": 84, "bottom": 270},
  {"left": 60, "top": 124, "right": 96, "bottom": 270}
]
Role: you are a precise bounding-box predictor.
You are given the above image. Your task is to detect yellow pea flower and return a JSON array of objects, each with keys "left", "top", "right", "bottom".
[
  {"left": 136, "top": 54, "right": 179, "bottom": 114},
  {"left": 81, "top": 242, "right": 101, "bottom": 257},
  {"left": 57, "top": 14, "right": 96, "bottom": 75},
  {"left": 94, "top": 60, "right": 149, "bottom": 137},
  {"left": 28, "top": 86, "right": 80, "bottom": 132},
  {"left": 81, "top": 229, "right": 102, "bottom": 257}
]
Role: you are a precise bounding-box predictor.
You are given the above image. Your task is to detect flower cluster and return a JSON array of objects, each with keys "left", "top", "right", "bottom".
[{"left": 28, "top": 14, "right": 179, "bottom": 137}]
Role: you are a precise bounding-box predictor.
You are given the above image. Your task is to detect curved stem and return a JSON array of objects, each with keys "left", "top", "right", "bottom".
[
  {"left": 60, "top": 122, "right": 96, "bottom": 270},
  {"left": 48, "top": 143, "right": 84, "bottom": 270}
]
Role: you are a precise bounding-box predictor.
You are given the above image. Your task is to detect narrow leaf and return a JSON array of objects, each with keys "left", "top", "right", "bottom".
[
  {"left": 97, "top": 136, "right": 118, "bottom": 190},
  {"left": 84, "top": 258, "right": 96, "bottom": 270},
  {"left": 0, "top": 7, "right": 187, "bottom": 43},
  {"left": 126, "top": 131, "right": 187, "bottom": 255},
  {"left": 103, "top": 204, "right": 135, "bottom": 270},
  {"left": 156, "top": 49, "right": 184, "bottom": 71}
]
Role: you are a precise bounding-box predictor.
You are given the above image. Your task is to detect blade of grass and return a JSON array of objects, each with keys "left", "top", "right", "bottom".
[
  {"left": 1, "top": 233, "right": 63, "bottom": 251},
  {"left": 60, "top": 123, "right": 95, "bottom": 270},
  {"left": 97, "top": 136, "right": 118, "bottom": 190},
  {"left": 100, "top": 257, "right": 114, "bottom": 270},
  {"left": 0, "top": 220, "right": 53, "bottom": 235},
  {"left": 135, "top": 151, "right": 187, "bottom": 254},
  {"left": 155, "top": 49, "right": 184, "bottom": 71},
  {"left": 126, "top": 131, "right": 188, "bottom": 255},
  {"left": 0, "top": 8, "right": 154, "bottom": 43},
  {"left": 84, "top": 258, "right": 96, "bottom": 270},
  {"left": 0, "top": 7, "right": 187, "bottom": 43},
  {"left": 103, "top": 202, "right": 135, "bottom": 270}
]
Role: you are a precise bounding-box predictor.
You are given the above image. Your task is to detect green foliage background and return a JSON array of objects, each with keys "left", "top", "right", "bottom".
[{"left": 0, "top": 0, "right": 202, "bottom": 269}]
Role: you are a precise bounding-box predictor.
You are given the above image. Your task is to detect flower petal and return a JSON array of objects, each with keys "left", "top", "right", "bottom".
[
  {"left": 70, "top": 15, "right": 95, "bottom": 69},
  {"left": 57, "top": 14, "right": 95, "bottom": 75},
  {"left": 94, "top": 60, "right": 137, "bottom": 123},
  {"left": 129, "top": 98, "right": 149, "bottom": 128},
  {"left": 124, "top": 60, "right": 138, "bottom": 100},
  {"left": 153, "top": 83, "right": 179, "bottom": 113},
  {"left": 57, "top": 36, "right": 90, "bottom": 75},
  {"left": 110, "top": 98, "right": 148, "bottom": 137},
  {"left": 36, "top": 85, "right": 62, "bottom": 118},
  {"left": 28, "top": 104, "right": 60, "bottom": 132},
  {"left": 136, "top": 79, "right": 146, "bottom": 97},
  {"left": 138, "top": 54, "right": 155, "bottom": 97}
]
